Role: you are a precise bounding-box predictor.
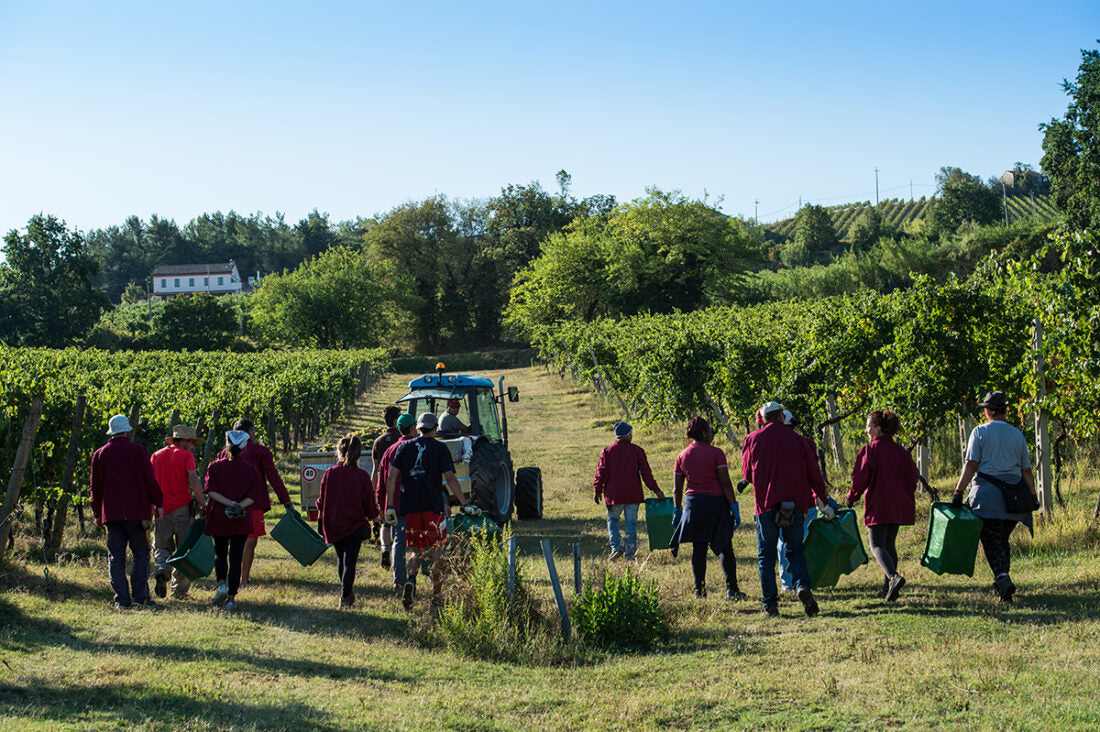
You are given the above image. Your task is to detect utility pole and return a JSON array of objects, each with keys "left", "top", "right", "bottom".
[
  {"left": 910, "top": 180, "right": 914, "bottom": 202},
  {"left": 874, "top": 167, "right": 880, "bottom": 205},
  {"left": 754, "top": 199, "right": 759, "bottom": 223},
  {"left": 1001, "top": 182, "right": 1009, "bottom": 226}
]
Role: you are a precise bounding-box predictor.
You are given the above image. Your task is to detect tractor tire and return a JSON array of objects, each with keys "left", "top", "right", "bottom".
[
  {"left": 514, "top": 467, "right": 543, "bottom": 520},
  {"left": 469, "top": 442, "right": 514, "bottom": 524}
]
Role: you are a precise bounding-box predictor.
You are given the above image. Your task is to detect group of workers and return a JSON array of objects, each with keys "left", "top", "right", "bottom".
[{"left": 594, "top": 390, "right": 1039, "bottom": 615}]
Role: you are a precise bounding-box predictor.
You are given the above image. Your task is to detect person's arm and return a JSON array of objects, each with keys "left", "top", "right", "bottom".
[
  {"left": 673, "top": 473, "right": 685, "bottom": 509},
  {"left": 804, "top": 440, "right": 829, "bottom": 503},
  {"left": 144, "top": 452, "right": 163, "bottom": 513},
  {"left": 638, "top": 449, "right": 664, "bottom": 500},
  {"left": 953, "top": 460, "right": 979, "bottom": 500},
  {"left": 740, "top": 437, "right": 753, "bottom": 486},
  {"left": 1021, "top": 467, "right": 1036, "bottom": 495},
  {"left": 593, "top": 451, "right": 607, "bottom": 503},
  {"left": 187, "top": 470, "right": 205, "bottom": 507},
  {"left": 260, "top": 448, "right": 292, "bottom": 505},
  {"left": 89, "top": 452, "right": 104, "bottom": 527},
  {"left": 846, "top": 447, "right": 872, "bottom": 506},
  {"left": 316, "top": 470, "right": 328, "bottom": 518},
  {"left": 206, "top": 491, "right": 253, "bottom": 508},
  {"left": 363, "top": 471, "right": 379, "bottom": 520},
  {"left": 444, "top": 470, "right": 467, "bottom": 506},
  {"left": 385, "top": 464, "right": 399, "bottom": 513},
  {"left": 716, "top": 466, "right": 736, "bottom": 504}
]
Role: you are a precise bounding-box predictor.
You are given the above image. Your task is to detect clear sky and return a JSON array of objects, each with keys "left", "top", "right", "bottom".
[{"left": 1, "top": 1, "right": 1096, "bottom": 237}]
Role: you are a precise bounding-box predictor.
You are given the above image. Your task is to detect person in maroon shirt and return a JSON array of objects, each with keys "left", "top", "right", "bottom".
[
  {"left": 316, "top": 433, "right": 379, "bottom": 608},
  {"left": 377, "top": 414, "right": 417, "bottom": 592},
  {"left": 218, "top": 418, "right": 293, "bottom": 588},
  {"left": 845, "top": 409, "right": 919, "bottom": 602},
  {"left": 90, "top": 415, "right": 163, "bottom": 609},
  {"left": 742, "top": 401, "right": 831, "bottom": 617},
  {"left": 372, "top": 406, "right": 403, "bottom": 570},
  {"left": 592, "top": 421, "right": 664, "bottom": 560},
  {"left": 204, "top": 430, "right": 265, "bottom": 610}
]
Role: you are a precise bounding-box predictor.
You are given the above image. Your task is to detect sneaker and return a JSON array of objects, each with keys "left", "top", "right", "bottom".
[
  {"left": 879, "top": 577, "right": 891, "bottom": 598},
  {"left": 994, "top": 576, "right": 1016, "bottom": 603},
  {"left": 212, "top": 583, "right": 229, "bottom": 607},
  {"left": 154, "top": 573, "right": 168, "bottom": 599},
  {"left": 340, "top": 595, "right": 355, "bottom": 609},
  {"left": 798, "top": 587, "right": 819, "bottom": 617},
  {"left": 402, "top": 581, "right": 415, "bottom": 610},
  {"left": 380, "top": 550, "right": 391, "bottom": 570},
  {"left": 224, "top": 599, "right": 238, "bottom": 611},
  {"left": 762, "top": 604, "right": 779, "bottom": 617},
  {"left": 609, "top": 549, "right": 624, "bottom": 560},
  {"left": 113, "top": 601, "right": 132, "bottom": 610},
  {"left": 624, "top": 554, "right": 636, "bottom": 562},
  {"left": 726, "top": 588, "right": 748, "bottom": 601},
  {"left": 694, "top": 584, "right": 707, "bottom": 600},
  {"left": 134, "top": 598, "right": 158, "bottom": 609},
  {"left": 885, "top": 575, "right": 906, "bottom": 602}
]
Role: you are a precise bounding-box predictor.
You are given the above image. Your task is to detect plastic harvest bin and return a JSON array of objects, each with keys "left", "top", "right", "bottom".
[
  {"left": 834, "top": 509, "right": 870, "bottom": 576},
  {"left": 804, "top": 514, "right": 859, "bottom": 589},
  {"left": 167, "top": 516, "right": 215, "bottom": 581},
  {"left": 921, "top": 502, "right": 984, "bottom": 576},
  {"left": 448, "top": 513, "right": 502, "bottom": 536},
  {"left": 270, "top": 508, "right": 330, "bottom": 567},
  {"left": 644, "top": 497, "right": 675, "bottom": 551}
]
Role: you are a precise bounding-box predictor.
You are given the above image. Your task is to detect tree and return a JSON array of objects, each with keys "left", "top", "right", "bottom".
[
  {"left": 850, "top": 207, "right": 892, "bottom": 250},
  {"left": 154, "top": 293, "right": 242, "bottom": 350},
  {"left": 1041, "top": 43, "right": 1100, "bottom": 230},
  {"left": 0, "top": 215, "right": 109, "bottom": 347},
  {"left": 250, "top": 246, "right": 412, "bottom": 349},
  {"left": 927, "top": 166, "right": 1000, "bottom": 234},
  {"left": 793, "top": 204, "right": 838, "bottom": 253}
]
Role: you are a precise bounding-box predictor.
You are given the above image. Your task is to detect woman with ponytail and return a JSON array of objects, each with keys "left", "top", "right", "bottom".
[
  {"left": 204, "top": 430, "right": 265, "bottom": 610},
  {"left": 316, "top": 433, "right": 378, "bottom": 608}
]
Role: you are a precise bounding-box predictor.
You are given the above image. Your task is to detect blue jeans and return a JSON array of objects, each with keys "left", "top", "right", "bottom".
[
  {"left": 391, "top": 516, "right": 408, "bottom": 587},
  {"left": 606, "top": 504, "right": 639, "bottom": 557},
  {"left": 106, "top": 519, "right": 151, "bottom": 606},
  {"left": 756, "top": 508, "right": 810, "bottom": 608},
  {"left": 779, "top": 497, "right": 837, "bottom": 589}
]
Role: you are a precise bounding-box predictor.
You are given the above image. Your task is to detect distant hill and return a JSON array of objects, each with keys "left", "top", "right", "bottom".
[{"left": 765, "top": 193, "right": 1059, "bottom": 242}]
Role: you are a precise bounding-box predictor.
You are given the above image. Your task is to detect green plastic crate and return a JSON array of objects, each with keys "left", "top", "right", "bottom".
[
  {"left": 804, "top": 514, "right": 859, "bottom": 589},
  {"left": 270, "top": 508, "right": 330, "bottom": 567},
  {"left": 448, "top": 513, "right": 502, "bottom": 536},
  {"left": 644, "top": 497, "right": 675, "bottom": 551},
  {"left": 167, "top": 516, "right": 215, "bottom": 581},
  {"left": 921, "top": 502, "right": 984, "bottom": 576}
]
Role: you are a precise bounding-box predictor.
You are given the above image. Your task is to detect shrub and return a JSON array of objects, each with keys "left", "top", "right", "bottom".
[{"left": 571, "top": 569, "right": 667, "bottom": 651}]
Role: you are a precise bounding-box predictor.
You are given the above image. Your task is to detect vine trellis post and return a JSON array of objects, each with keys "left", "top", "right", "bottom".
[
  {"left": 1032, "top": 319, "right": 1054, "bottom": 517},
  {"left": 1, "top": 395, "right": 45, "bottom": 561},
  {"left": 824, "top": 393, "right": 847, "bottom": 470}
]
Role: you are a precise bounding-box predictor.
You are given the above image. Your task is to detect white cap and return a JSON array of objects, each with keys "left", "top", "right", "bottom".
[
  {"left": 761, "top": 401, "right": 785, "bottom": 416},
  {"left": 106, "top": 415, "right": 132, "bottom": 435},
  {"left": 226, "top": 430, "right": 250, "bottom": 448}
]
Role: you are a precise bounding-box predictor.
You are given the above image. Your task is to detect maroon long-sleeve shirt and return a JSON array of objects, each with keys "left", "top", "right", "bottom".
[
  {"left": 203, "top": 456, "right": 266, "bottom": 536},
  {"left": 316, "top": 463, "right": 378, "bottom": 543},
  {"left": 846, "top": 436, "right": 919, "bottom": 526},
  {"left": 218, "top": 440, "right": 290, "bottom": 511},
  {"left": 741, "top": 422, "right": 828, "bottom": 515},
  {"left": 89, "top": 435, "right": 162, "bottom": 525},
  {"left": 592, "top": 439, "right": 661, "bottom": 505}
]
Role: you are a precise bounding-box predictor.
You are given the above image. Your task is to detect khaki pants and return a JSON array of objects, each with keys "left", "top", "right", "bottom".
[{"left": 153, "top": 505, "right": 193, "bottom": 596}]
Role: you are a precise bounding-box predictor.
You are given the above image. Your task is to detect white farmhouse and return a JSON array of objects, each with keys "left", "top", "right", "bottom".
[{"left": 152, "top": 260, "right": 247, "bottom": 299}]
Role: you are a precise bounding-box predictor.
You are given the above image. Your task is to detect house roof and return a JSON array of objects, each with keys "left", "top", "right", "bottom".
[{"left": 152, "top": 262, "right": 236, "bottom": 276}]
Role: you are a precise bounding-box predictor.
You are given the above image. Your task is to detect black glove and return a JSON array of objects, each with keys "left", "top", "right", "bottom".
[
  {"left": 1031, "top": 495, "right": 1041, "bottom": 512},
  {"left": 736, "top": 479, "right": 749, "bottom": 494},
  {"left": 593, "top": 494, "right": 602, "bottom": 505},
  {"left": 950, "top": 492, "right": 963, "bottom": 509}
]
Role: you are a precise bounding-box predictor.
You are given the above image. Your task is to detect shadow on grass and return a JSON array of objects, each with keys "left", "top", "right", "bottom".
[
  {"left": 246, "top": 601, "right": 409, "bottom": 639},
  {"left": 0, "top": 680, "right": 342, "bottom": 730}
]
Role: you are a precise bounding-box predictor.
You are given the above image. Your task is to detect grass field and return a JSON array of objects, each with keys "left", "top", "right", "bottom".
[{"left": 3, "top": 366, "right": 1100, "bottom": 730}]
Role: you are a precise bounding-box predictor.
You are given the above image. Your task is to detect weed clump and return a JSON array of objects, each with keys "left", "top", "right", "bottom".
[{"left": 571, "top": 568, "right": 668, "bottom": 651}]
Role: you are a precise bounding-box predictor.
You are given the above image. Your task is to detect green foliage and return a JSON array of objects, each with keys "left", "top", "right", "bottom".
[
  {"left": 849, "top": 207, "right": 893, "bottom": 250},
  {"left": 0, "top": 215, "right": 110, "bottom": 347},
  {"left": 928, "top": 167, "right": 1001, "bottom": 234},
  {"left": 1041, "top": 44, "right": 1100, "bottom": 231},
  {"left": 571, "top": 569, "right": 667, "bottom": 651},
  {"left": 155, "top": 292, "right": 244, "bottom": 351},
  {"left": 251, "top": 246, "right": 412, "bottom": 349},
  {"left": 793, "top": 204, "right": 838, "bottom": 253}
]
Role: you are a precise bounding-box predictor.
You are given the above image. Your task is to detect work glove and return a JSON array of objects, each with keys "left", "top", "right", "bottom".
[
  {"left": 225, "top": 505, "right": 246, "bottom": 520},
  {"left": 384, "top": 507, "right": 397, "bottom": 526},
  {"left": 673, "top": 506, "right": 683, "bottom": 526},
  {"left": 593, "top": 492, "right": 602, "bottom": 505},
  {"left": 951, "top": 492, "right": 964, "bottom": 509},
  {"left": 282, "top": 502, "right": 298, "bottom": 514},
  {"left": 462, "top": 505, "right": 482, "bottom": 517},
  {"left": 1030, "top": 495, "right": 1041, "bottom": 512},
  {"left": 729, "top": 502, "right": 741, "bottom": 530},
  {"left": 736, "top": 479, "right": 750, "bottom": 494},
  {"left": 816, "top": 498, "right": 835, "bottom": 520}
]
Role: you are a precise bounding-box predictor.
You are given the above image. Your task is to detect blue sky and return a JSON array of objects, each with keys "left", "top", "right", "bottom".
[{"left": 1, "top": 1, "right": 1096, "bottom": 237}]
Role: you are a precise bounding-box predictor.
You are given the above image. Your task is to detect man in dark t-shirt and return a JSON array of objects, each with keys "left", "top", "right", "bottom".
[
  {"left": 385, "top": 411, "right": 480, "bottom": 609},
  {"left": 372, "top": 406, "right": 403, "bottom": 569}
]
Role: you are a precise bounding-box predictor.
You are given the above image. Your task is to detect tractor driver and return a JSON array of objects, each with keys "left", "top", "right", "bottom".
[{"left": 439, "top": 399, "right": 469, "bottom": 437}]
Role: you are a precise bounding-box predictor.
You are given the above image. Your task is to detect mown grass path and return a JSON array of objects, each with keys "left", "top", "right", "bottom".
[{"left": 2, "top": 366, "right": 1099, "bottom": 729}]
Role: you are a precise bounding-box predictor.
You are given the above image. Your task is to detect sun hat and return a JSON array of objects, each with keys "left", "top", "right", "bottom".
[
  {"left": 417, "top": 412, "right": 439, "bottom": 430},
  {"left": 168, "top": 424, "right": 199, "bottom": 441},
  {"left": 613, "top": 421, "right": 633, "bottom": 438},
  {"left": 106, "top": 415, "right": 132, "bottom": 435},
  {"left": 760, "top": 401, "right": 785, "bottom": 416},
  {"left": 396, "top": 413, "right": 416, "bottom": 430},
  {"left": 226, "top": 430, "right": 250, "bottom": 448},
  {"left": 978, "top": 391, "right": 1008, "bottom": 410}
]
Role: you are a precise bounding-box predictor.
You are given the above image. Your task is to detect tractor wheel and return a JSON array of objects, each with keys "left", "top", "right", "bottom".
[
  {"left": 469, "top": 442, "right": 514, "bottom": 524},
  {"left": 514, "top": 467, "right": 543, "bottom": 520}
]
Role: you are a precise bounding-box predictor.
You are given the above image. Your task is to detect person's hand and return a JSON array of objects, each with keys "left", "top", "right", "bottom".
[
  {"left": 673, "top": 506, "right": 683, "bottom": 526},
  {"left": 845, "top": 498, "right": 855, "bottom": 509},
  {"left": 730, "top": 502, "right": 741, "bottom": 529},
  {"left": 282, "top": 501, "right": 298, "bottom": 514},
  {"left": 593, "top": 492, "right": 602, "bottom": 505},
  {"left": 462, "top": 505, "right": 482, "bottom": 517},
  {"left": 654, "top": 490, "right": 665, "bottom": 500},
  {"left": 1030, "top": 495, "right": 1041, "bottom": 512},
  {"left": 384, "top": 507, "right": 397, "bottom": 526},
  {"left": 951, "top": 492, "right": 964, "bottom": 509},
  {"left": 816, "top": 498, "right": 835, "bottom": 520},
  {"left": 736, "top": 479, "right": 750, "bottom": 493}
]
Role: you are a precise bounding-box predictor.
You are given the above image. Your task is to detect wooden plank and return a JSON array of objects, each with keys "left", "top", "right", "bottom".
[
  {"left": 1032, "top": 319, "right": 1054, "bottom": 516},
  {"left": 48, "top": 394, "right": 87, "bottom": 557},
  {"left": 825, "top": 393, "right": 847, "bottom": 470},
  {"left": 572, "top": 542, "right": 582, "bottom": 594},
  {"left": 540, "top": 539, "right": 571, "bottom": 640},
  {"left": 1, "top": 395, "right": 46, "bottom": 560}
]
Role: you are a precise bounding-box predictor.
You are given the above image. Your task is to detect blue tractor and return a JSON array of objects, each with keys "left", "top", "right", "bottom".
[{"left": 396, "top": 364, "right": 543, "bottom": 524}]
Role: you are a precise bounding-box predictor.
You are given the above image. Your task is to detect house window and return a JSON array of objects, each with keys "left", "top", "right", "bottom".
[
  {"left": 203, "top": 277, "right": 209, "bottom": 286},
  {"left": 188, "top": 277, "right": 195, "bottom": 287},
  {"left": 218, "top": 276, "right": 224, "bottom": 286},
  {"left": 160, "top": 279, "right": 166, "bottom": 288},
  {"left": 174, "top": 278, "right": 180, "bottom": 288}
]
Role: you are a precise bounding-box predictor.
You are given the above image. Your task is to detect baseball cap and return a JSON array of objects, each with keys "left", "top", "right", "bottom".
[
  {"left": 396, "top": 413, "right": 416, "bottom": 430},
  {"left": 417, "top": 412, "right": 439, "bottom": 430},
  {"left": 760, "top": 401, "right": 785, "bottom": 416}
]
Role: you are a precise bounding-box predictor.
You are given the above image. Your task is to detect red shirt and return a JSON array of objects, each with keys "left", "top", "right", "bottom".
[
  {"left": 593, "top": 439, "right": 660, "bottom": 504},
  {"left": 846, "top": 436, "right": 919, "bottom": 526},
  {"left": 151, "top": 444, "right": 197, "bottom": 515},
  {"left": 316, "top": 463, "right": 378, "bottom": 543},
  {"left": 741, "top": 422, "right": 828, "bottom": 515},
  {"left": 218, "top": 439, "right": 290, "bottom": 511},
  {"left": 203, "top": 456, "right": 266, "bottom": 536},
  {"left": 377, "top": 435, "right": 414, "bottom": 511},
  {"left": 90, "top": 436, "right": 162, "bottom": 524},
  {"left": 673, "top": 442, "right": 727, "bottom": 496}
]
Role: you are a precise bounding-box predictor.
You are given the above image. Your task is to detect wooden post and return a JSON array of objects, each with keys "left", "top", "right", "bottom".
[
  {"left": 200, "top": 409, "right": 220, "bottom": 477},
  {"left": 1, "top": 395, "right": 45, "bottom": 561},
  {"left": 507, "top": 535, "right": 517, "bottom": 603},
  {"left": 48, "top": 395, "right": 87, "bottom": 558},
  {"left": 168, "top": 408, "right": 181, "bottom": 431},
  {"left": 704, "top": 391, "right": 740, "bottom": 452},
  {"left": 1032, "top": 319, "right": 1054, "bottom": 516},
  {"left": 825, "top": 393, "right": 847, "bottom": 470},
  {"left": 572, "top": 542, "right": 582, "bottom": 594},
  {"left": 957, "top": 407, "right": 972, "bottom": 468},
  {"left": 915, "top": 433, "right": 929, "bottom": 483},
  {"left": 540, "top": 539, "right": 571, "bottom": 640},
  {"left": 588, "top": 347, "right": 631, "bottom": 420},
  {"left": 267, "top": 397, "right": 277, "bottom": 456}
]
